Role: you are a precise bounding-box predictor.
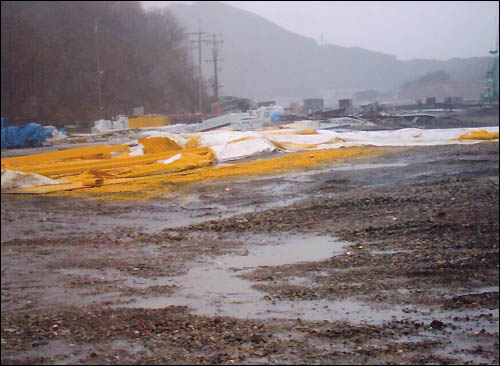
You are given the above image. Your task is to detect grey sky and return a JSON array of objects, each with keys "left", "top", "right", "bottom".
[{"left": 141, "top": 1, "right": 499, "bottom": 61}]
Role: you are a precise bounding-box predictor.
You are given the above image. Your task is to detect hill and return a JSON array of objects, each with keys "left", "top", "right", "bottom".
[{"left": 168, "top": 2, "right": 492, "bottom": 105}]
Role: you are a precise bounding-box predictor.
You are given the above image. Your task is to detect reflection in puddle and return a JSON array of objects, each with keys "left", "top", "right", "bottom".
[
  {"left": 333, "top": 162, "right": 409, "bottom": 171},
  {"left": 215, "top": 235, "right": 345, "bottom": 267},
  {"left": 370, "top": 249, "right": 414, "bottom": 255},
  {"left": 116, "top": 233, "right": 499, "bottom": 336},
  {"left": 119, "top": 235, "right": 350, "bottom": 318}
]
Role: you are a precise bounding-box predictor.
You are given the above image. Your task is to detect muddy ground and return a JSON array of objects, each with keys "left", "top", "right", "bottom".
[{"left": 1, "top": 141, "right": 499, "bottom": 365}]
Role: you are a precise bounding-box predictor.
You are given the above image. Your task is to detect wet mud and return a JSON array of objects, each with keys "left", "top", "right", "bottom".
[{"left": 1, "top": 142, "right": 499, "bottom": 365}]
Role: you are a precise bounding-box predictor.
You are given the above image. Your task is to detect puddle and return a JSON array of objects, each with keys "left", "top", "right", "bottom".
[
  {"left": 333, "top": 162, "right": 409, "bottom": 171},
  {"left": 116, "top": 232, "right": 500, "bottom": 333},
  {"left": 396, "top": 286, "right": 499, "bottom": 298},
  {"left": 117, "top": 235, "right": 349, "bottom": 316},
  {"left": 212, "top": 235, "right": 345, "bottom": 268},
  {"left": 454, "top": 286, "right": 499, "bottom": 297},
  {"left": 2, "top": 339, "right": 94, "bottom": 365},
  {"left": 370, "top": 249, "right": 414, "bottom": 255}
]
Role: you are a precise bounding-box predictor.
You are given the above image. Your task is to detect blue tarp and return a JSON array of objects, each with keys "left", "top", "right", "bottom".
[
  {"left": 1, "top": 117, "right": 6, "bottom": 129},
  {"left": 1, "top": 123, "right": 53, "bottom": 149},
  {"left": 271, "top": 111, "right": 283, "bottom": 122}
]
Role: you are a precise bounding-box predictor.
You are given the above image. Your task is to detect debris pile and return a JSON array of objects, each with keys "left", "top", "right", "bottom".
[
  {"left": 1, "top": 125, "right": 498, "bottom": 197},
  {"left": 1, "top": 121, "right": 67, "bottom": 149}
]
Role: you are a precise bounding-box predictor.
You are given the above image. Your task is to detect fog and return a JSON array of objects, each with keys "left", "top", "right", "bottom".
[
  {"left": 2, "top": 1, "right": 497, "bottom": 125},
  {"left": 142, "top": 1, "right": 499, "bottom": 61}
]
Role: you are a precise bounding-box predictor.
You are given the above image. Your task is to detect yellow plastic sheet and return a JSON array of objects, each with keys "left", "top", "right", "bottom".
[
  {"left": 128, "top": 115, "right": 169, "bottom": 128},
  {"left": 14, "top": 151, "right": 192, "bottom": 178},
  {"left": 139, "top": 137, "right": 182, "bottom": 154},
  {"left": 88, "top": 148, "right": 215, "bottom": 179},
  {"left": 457, "top": 130, "right": 499, "bottom": 140},
  {"left": 184, "top": 135, "right": 201, "bottom": 149},
  {"left": 19, "top": 147, "right": 382, "bottom": 199},
  {"left": 1, "top": 145, "right": 130, "bottom": 170}
]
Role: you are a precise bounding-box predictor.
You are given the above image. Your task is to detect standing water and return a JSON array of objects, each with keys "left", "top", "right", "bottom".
[{"left": 121, "top": 234, "right": 348, "bottom": 318}]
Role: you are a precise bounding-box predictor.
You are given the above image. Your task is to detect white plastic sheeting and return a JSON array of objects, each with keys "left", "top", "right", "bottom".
[
  {"left": 45, "top": 126, "right": 68, "bottom": 141},
  {"left": 128, "top": 143, "right": 145, "bottom": 157},
  {"left": 281, "top": 120, "right": 320, "bottom": 129},
  {"left": 1, "top": 169, "right": 60, "bottom": 189},
  {"left": 92, "top": 116, "right": 129, "bottom": 133},
  {"left": 158, "top": 153, "right": 182, "bottom": 165},
  {"left": 112, "top": 116, "right": 129, "bottom": 130},
  {"left": 210, "top": 138, "right": 277, "bottom": 162},
  {"left": 326, "top": 127, "right": 498, "bottom": 146},
  {"left": 138, "top": 126, "right": 499, "bottom": 164},
  {"left": 197, "top": 131, "right": 260, "bottom": 148},
  {"left": 194, "top": 112, "right": 250, "bottom": 132}
]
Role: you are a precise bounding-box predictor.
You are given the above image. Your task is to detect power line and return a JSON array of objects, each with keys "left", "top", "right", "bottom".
[
  {"left": 205, "top": 34, "right": 223, "bottom": 100},
  {"left": 188, "top": 21, "right": 207, "bottom": 113}
]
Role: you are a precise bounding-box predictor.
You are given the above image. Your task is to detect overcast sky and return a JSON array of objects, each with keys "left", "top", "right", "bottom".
[{"left": 141, "top": 1, "right": 499, "bottom": 61}]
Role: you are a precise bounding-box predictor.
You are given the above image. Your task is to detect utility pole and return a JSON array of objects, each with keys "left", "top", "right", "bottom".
[
  {"left": 94, "top": 18, "right": 110, "bottom": 118},
  {"left": 206, "top": 34, "right": 223, "bottom": 100},
  {"left": 189, "top": 21, "right": 206, "bottom": 113},
  {"left": 94, "top": 19, "right": 103, "bottom": 117}
]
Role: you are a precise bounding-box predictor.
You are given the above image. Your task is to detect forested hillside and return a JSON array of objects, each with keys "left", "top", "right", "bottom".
[{"left": 1, "top": 1, "right": 205, "bottom": 126}]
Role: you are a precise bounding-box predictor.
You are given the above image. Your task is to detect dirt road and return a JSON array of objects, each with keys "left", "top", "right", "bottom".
[{"left": 1, "top": 142, "right": 498, "bottom": 364}]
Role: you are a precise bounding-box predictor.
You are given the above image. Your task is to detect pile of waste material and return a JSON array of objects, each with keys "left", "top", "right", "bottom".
[
  {"left": 92, "top": 115, "right": 171, "bottom": 133},
  {"left": 1, "top": 121, "right": 67, "bottom": 149},
  {"left": 1, "top": 125, "right": 497, "bottom": 197}
]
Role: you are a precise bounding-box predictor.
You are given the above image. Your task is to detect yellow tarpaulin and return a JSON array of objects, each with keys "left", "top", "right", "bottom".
[
  {"left": 11, "top": 150, "right": 191, "bottom": 178},
  {"left": 12, "top": 147, "right": 382, "bottom": 198},
  {"left": 139, "top": 137, "right": 182, "bottom": 154},
  {"left": 457, "top": 130, "right": 499, "bottom": 140},
  {"left": 1, "top": 145, "right": 130, "bottom": 170},
  {"left": 128, "top": 115, "right": 170, "bottom": 129},
  {"left": 5, "top": 126, "right": 496, "bottom": 199},
  {"left": 88, "top": 148, "right": 215, "bottom": 179}
]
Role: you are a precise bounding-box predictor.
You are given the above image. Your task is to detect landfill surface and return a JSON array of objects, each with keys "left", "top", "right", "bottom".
[{"left": 1, "top": 114, "right": 499, "bottom": 364}]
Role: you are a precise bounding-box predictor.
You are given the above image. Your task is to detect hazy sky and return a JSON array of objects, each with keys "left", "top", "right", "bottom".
[{"left": 142, "top": 1, "right": 499, "bottom": 61}]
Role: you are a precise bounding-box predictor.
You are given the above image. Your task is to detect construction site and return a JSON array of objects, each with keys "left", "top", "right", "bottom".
[
  {"left": 1, "top": 2, "right": 500, "bottom": 365},
  {"left": 2, "top": 98, "right": 499, "bottom": 365}
]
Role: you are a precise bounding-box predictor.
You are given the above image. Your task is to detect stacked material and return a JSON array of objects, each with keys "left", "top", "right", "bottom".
[
  {"left": 92, "top": 115, "right": 170, "bottom": 133},
  {"left": 128, "top": 115, "right": 170, "bottom": 129},
  {"left": 1, "top": 126, "right": 498, "bottom": 196}
]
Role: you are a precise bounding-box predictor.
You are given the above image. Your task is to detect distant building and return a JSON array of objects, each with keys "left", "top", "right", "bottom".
[
  {"left": 303, "top": 98, "right": 324, "bottom": 113},
  {"left": 445, "top": 97, "right": 463, "bottom": 106},
  {"left": 257, "top": 100, "right": 275, "bottom": 108},
  {"left": 338, "top": 99, "right": 353, "bottom": 111},
  {"left": 425, "top": 97, "right": 436, "bottom": 106}
]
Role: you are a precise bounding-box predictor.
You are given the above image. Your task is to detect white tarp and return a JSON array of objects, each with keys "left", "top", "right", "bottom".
[
  {"left": 158, "top": 153, "right": 182, "bottom": 165},
  {"left": 140, "top": 126, "right": 499, "bottom": 163},
  {"left": 210, "top": 138, "right": 276, "bottom": 162},
  {"left": 2, "top": 126, "right": 497, "bottom": 191},
  {"left": 281, "top": 120, "right": 320, "bottom": 129},
  {"left": 1, "top": 169, "right": 61, "bottom": 190},
  {"left": 196, "top": 131, "right": 260, "bottom": 147},
  {"left": 322, "top": 127, "right": 499, "bottom": 146},
  {"left": 128, "top": 143, "right": 145, "bottom": 157}
]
